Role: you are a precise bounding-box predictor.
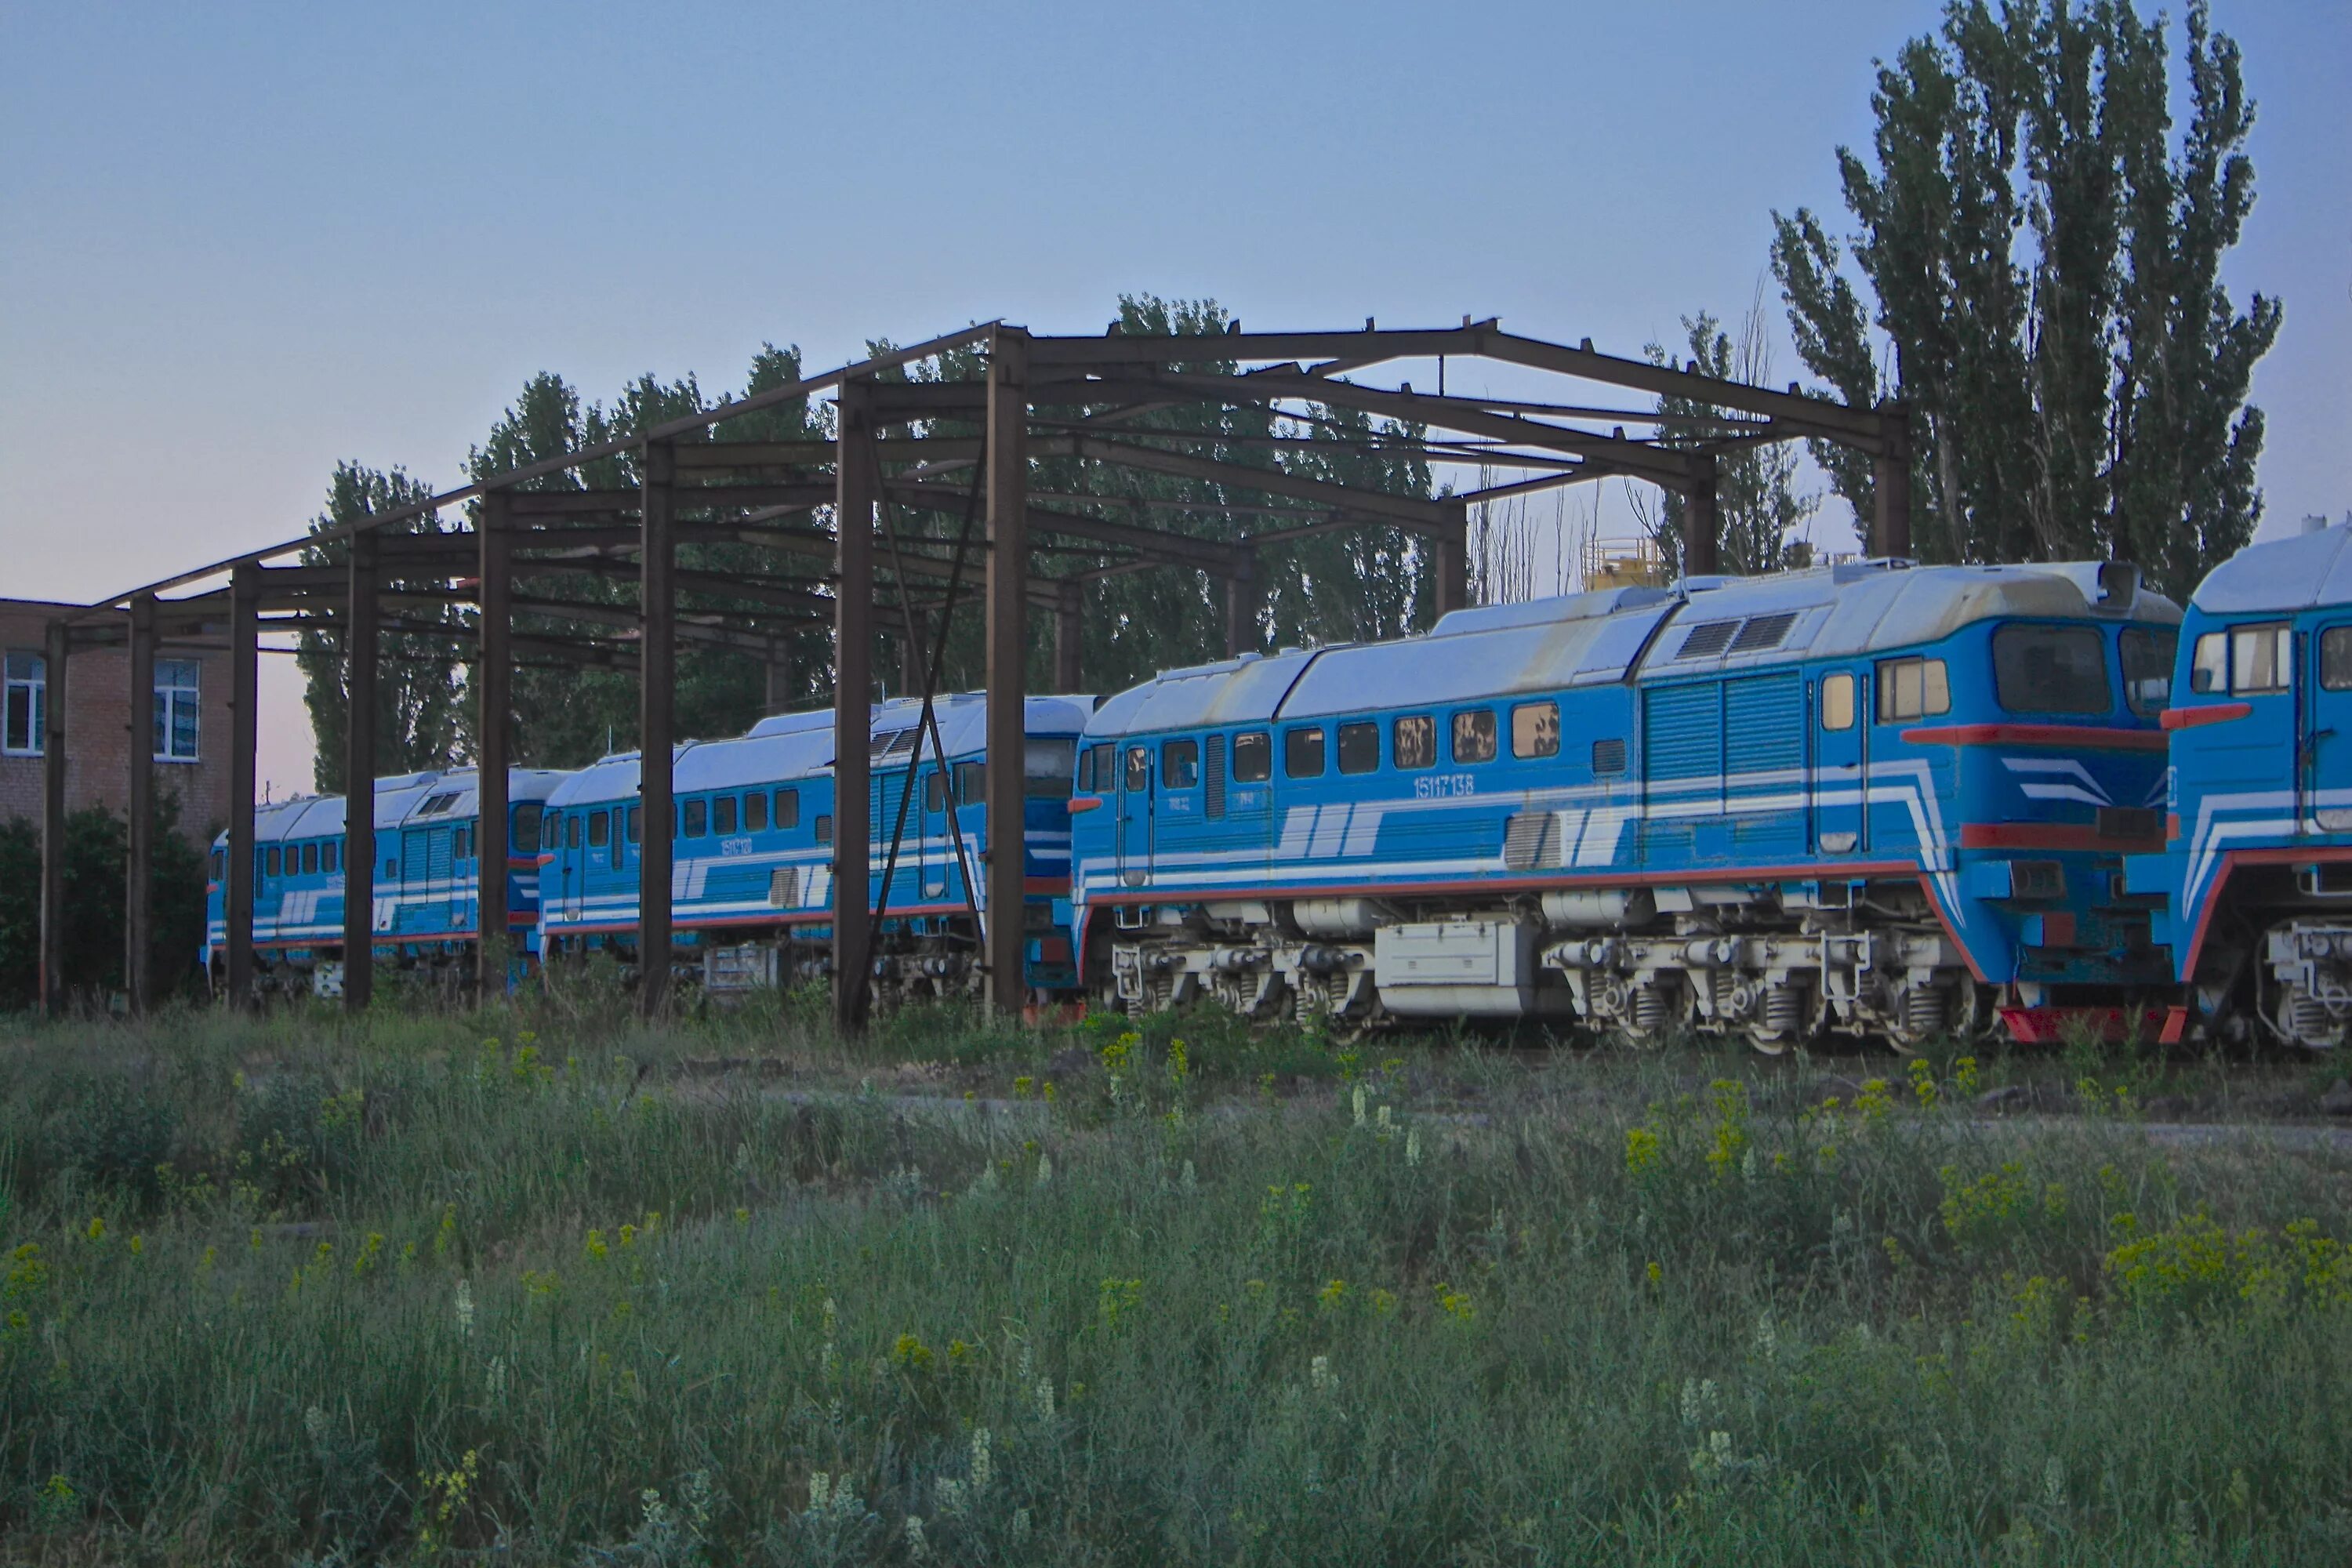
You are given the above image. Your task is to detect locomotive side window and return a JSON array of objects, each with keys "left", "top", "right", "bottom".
[
  {"left": 815, "top": 815, "right": 832, "bottom": 845},
  {"left": 1511, "top": 701, "right": 1559, "bottom": 759},
  {"left": 322, "top": 842, "right": 338, "bottom": 875},
  {"left": 2323, "top": 628, "right": 2352, "bottom": 691},
  {"left": 683, "top": 799, "right": 708, "bottom": 837},
  {"left": 2190, "top": 633, "right": 2227, "bottom": 694},
  {"left": 1076, "top": 748, "right": 1093, "bottom": 792},
  {"left": 1088, "top": 743, "right": 1116, "bottom": 790},
  {"left": 1124, "top": 746, "right": 1150, "bottom": 790},
  {"left": 956, "top": 761, "right": 986, "bottom": 804},
  {"left": 1822, "top": 673, "right": 1856, "bottom": 731},
  {"left": 302, "top": 844, "right": 318, "bottom": 875},
  {"left": 1337, "top": 721, "right": 1380, "bottom": 775},
  {"left": 453, "top": 829, "right": 470, "bottom": 862},
  {"left": 924, "top": 771, "right": 947, "bottom": 813},
  {"left": 1393, "top": 714, "right": 1436, "bottom": 769},
  {"left": 745, "top": 791, "right": 768, "bottom": 832},
  {"left": 714, "top": 795, "right": 739, "bottom": 835},
  {"left": 1993, "top": 625, "right": 2110, "bottom": 714},
  {"left": 608, "top": 818, "right": 624, "bottom": 869},
  {"left": 211, "top": 848, "right": 225, "bottom": 880},
  {"left": 267, "top": 848, "right": 281, "bottom": 877},
  {"left": 626, "top": 806, "right": 641, "bottom": 843},
  {"left": 2121, "top": 626, "right": 2178, "bottom": 713},
  {"left": 1874, "top": 657, "right": 1950, "bottom": 723},
  {"left": 589, "top": 811, "right": 611, "bottom": 848},
  {"left": 1233, "top": 731, "right": 1272, "bottom": 782},
  {"left": 567, "top": 815, "right": 583, "bottom": 850},
  {"left": 2231, "top": 623, "right": 2291, "bottom": 694},
  {"left": 1284, "top": 726, "right": 1326, "bottom": 778},
  {"left": 1452, "top": 710, "right": 1497, "bottom": 764},
  {"left": 774, "top": 789, "right": 798, "bottom": 829},
  {"left": 1163, "top": 739, "right": 1200, "bottom": 788}
]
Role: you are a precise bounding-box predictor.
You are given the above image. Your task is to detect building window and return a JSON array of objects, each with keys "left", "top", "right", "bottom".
[
  {"left": 152, "top": 659, "right": 201, "bottom": 761},
  {"left": 3, "top": 650, "right": 43, "bottom": 756}
]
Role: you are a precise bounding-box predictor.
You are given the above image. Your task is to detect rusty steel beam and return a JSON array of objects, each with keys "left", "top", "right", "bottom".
[
  {"left": 1874, "top": 401, "right": 1912, "bottom": 557},
  {"left": 638, "top": 442, "right": 677, "bottom": 1018},
  {"left": 343, "top": 532, "right": 379, "bottom": 1011},
  {"left": 475, "top": 492, "right": 511, "bottom": 1000},
  {"left": 984, "top": 328, "right": 1030, "bottom": 1014},
  {"left": 124, "top": 594, "right": 155, "bottom": 1013},
  {"left": 38, "top": 619, "right": 68, "bottom": 1014},
  {"left": 1062, "top": 433, "right": 1450, "bottom": 529},
  {"left": 1682, "top": 455, "right": 1721, "bottom": 578},
  {"left": 224, "top": 565, "right": 260, "bottom": 1011},
  {"left": 833, "top": 379, "right": 877, "bottom": 1033}
]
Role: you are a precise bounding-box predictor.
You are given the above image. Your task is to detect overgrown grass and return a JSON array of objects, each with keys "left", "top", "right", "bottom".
[{"left": 4, "top": 1004, "right": 2352, "bottom": 1563}]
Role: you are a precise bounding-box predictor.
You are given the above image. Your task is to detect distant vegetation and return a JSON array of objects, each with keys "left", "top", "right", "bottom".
[{"left": 4, "top": 1001, "right": 2350, "bottom": 1562}]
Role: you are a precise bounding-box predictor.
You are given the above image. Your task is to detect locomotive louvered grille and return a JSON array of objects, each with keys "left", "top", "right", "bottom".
[
  {"left": 874, "top": 776, "right": 909, "bottom": 843},
  {"left": 1723, "top": 672, "right": 1804, "bottom": 775},
  {"left": 1642, "top": 684, "right": 1722, "bottom": 782},
  {"left": 1729, "top": 611, "right": 1798, "bottom": 653},
  {"left": 1502, "top": 811, "right": 1563, "bottom": 871},
  {"left": 1674, "top": 619, "right": 1740, "bottom": 659},
  {"left": 768, "top": 867, "right": 800, "bottom": 907},
  {"left": 1592, "top": 737, "right": 1627, "bottom": 775},
  {"left": 1204, "top": 733, "right": 1226, "bottom": 820}
]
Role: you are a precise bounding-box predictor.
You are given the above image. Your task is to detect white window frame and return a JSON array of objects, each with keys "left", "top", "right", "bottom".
[
  {"left": 4, "top": 650, "right": 44, "bottom": 757},
  {"left": 154, "top": 658, "right": 201, "bottom": 762}
]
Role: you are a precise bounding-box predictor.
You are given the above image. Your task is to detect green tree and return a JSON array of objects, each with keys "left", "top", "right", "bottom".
[
  {"left": 296, "top": 463, "right": 466, "bottom": 791},
  {"left": 0, "top": 793, "right": 209, "bottom": 1011},
  {"left": 1642, "top": 291, "right": 1821, "bottom": 579},
  {"left": 1770, "top": 0, "right": 2279, "bottom": 599}
]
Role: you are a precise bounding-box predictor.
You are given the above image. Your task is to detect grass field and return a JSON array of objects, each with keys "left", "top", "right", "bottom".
[{"left": 4, "top": 997, "right": 2352, "bottom": 1564}]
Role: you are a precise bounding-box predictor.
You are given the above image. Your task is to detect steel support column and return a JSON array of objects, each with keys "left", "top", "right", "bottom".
[
  {"left": 224, "top": 564, "right": 260, "bottom": 1009},
  {"left": 1873, "top": 401, "right": 1911, "bottom": 559},
  {"left": 638, "top": 443, "right": 677, "bottom": 1017},
  {"left": 1682, "top": 456, "right": 1720, "bottom": 579},
  {"left": 125, "top": 594, "right": 155, "bottom": 1012},
  {"left": 983, "top": 327, "right": 1031, "bottom": 1014},
  {"left": 475, "top": 492, "right": 511, "bottom": 997},
  {"left": 343, "top": 532, "right": 379, "bottom": 1011},
  {"left": 1432, "top": 504, "right": 1469, "bottom": 619},
  {"left": 833, "top": 380, "right": 877, "bottom": 1032},
  {"left": 1054, "top": 579, "right": 1083, "bottom": 691},
  {"left": 765, "top": 639, "right": 794, "bottom": 714},
  {"left": 1222, "top": 550, "right": 1257, "bottom": 658},
  {"left": 38, "top": 619, "right": 68, "bottom": 1014}
]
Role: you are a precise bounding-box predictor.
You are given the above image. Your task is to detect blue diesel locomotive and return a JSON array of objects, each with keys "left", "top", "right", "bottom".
[
  {"left": 2127, "top": 517, "right": 2352, "bottom": 1051},
  {"left": 204, "top": 767, "right": 566, "bottom": 996},
  {"left": 1069, "top": 559, "right": 2180, "bottom": 1052},
  {"left": 535, "top": 694, "right": 1093, "bottom": 1000}
]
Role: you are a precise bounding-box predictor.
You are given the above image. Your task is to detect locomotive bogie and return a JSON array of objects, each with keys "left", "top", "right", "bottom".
[{"left": 2257, "top": 921, "right": 2352, "bottom": 1050}]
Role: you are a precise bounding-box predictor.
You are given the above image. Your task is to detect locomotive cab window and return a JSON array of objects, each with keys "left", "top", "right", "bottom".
[
  {"left": 683, "top": 799, "right": 707, "bottom": 838},
  {"left": 1284, "top": 726, "right": 1325, "bottom": 778},
  {"left": 1076, "top": 747, "right": 1094, "bottom": 792},
  {"left": 1994, "top": 624, "right": 2112, "bottom": 713},
  {"left": 2192, "top": 622, "right": 2291, "bottom": 695},
  {"left": 2322, "top": 627, "right": 2352, "bottom": 692},
  {"left": 1087, "top": 743, "right": 1116, "bottom": 791},
  {"left": 2121, "top": 626, "right": 2178, "bottom": 713},
  {"left": 956, "top": 761, "right": 985, "bottom": 804},
  {"left": 1511, "top": 701, "right": 1559, "bottom": 759},
  {"left": 1124, "top": 746, "right": 1150, "bottom": 790},
  {"left": 1025, "top": 738, "right": 1078, "bottom": 797},
  {"left": 713, "top": 796, "right": 738, "bottom": 835},
  {"left": 1393, "top": 714, "right": 1436, "bottom": 769},
  {"left": 1337, "top": 720, "right": 1379, "bottom": 775},
  {"left": 1875, "top": 657, "right": 1950, "bottom": 723},
  {"left": 1822, "top": 673, "right": 1856, "bottom": 731},
  {"left": 1163, "top": 739, "right": 1200, "bottom": 788},
  {"left": 1233, "top": 731, "right": 1271, "bottom": 782},
  {"left": 1451, "top": 709, "right": 1497, "bottom": 764},
  {"left": 512, "top": 804, "right": 542, "bottom": 855},
  {"left": 745, "top": 791, "right": 768, "bottom": 832}
]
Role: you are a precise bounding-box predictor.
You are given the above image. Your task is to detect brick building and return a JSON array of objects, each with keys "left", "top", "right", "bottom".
[{"left": 0, "top": 598, "right": 234, "bottom": 842}]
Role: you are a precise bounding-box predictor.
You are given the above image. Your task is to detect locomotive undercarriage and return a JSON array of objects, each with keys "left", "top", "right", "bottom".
[
  {"left": 2256, "top": 923, "right": 2352, "bottom": 1051},
  {"left": 1097, "top": 879, "right": 1982, "bottom": 1054}
]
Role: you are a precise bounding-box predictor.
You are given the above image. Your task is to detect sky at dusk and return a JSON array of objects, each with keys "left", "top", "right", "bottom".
[{"left": 2, "top": 1, "right": 2344, "bottom": 800}]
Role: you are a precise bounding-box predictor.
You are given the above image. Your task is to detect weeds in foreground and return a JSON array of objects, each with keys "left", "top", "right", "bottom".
[{"left": 1, "top": 1007, "right": 2350, "bottom": 1563}]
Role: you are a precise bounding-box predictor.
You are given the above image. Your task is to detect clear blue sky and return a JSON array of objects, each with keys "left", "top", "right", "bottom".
[{"left": 2, "top": 2, "right": 2343, "bottom": 797}]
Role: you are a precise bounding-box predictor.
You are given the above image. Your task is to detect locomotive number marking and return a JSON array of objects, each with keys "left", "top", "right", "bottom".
[{"left": 1415, "top": 774, "right": 1477, "bottom": 800}]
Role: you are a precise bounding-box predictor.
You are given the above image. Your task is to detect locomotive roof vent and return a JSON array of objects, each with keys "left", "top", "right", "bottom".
[
  {"left": 1728, "top": 611, "right": 1799, "bottom": 653},
  {"left": 1673, "top": 619, "right": 1741, "bottom": 659}
]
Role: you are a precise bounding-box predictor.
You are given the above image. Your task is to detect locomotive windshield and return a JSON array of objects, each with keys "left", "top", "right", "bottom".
[
  {"left": 1024, "top": 737, "right": 1077, "bottom": 798},
  {"left": 2119, "top": 626, "right": 2177, "bottom": 716},
  {"left": 1991, "top": 624, "right": 2111, "bottom": 714}
]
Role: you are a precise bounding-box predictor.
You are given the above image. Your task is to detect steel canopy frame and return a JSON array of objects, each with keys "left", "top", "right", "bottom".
[{"left": 38, "top": 318, "right": 1909, "bottom": 1025}]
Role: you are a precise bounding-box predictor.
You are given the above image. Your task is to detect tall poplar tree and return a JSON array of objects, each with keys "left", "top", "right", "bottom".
[
  {"left": 1770, "top": 0, "right": 2279, "bottom": 600},
  {"left": 296, "top": 462, "right": 466, "bottom": 791}
]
